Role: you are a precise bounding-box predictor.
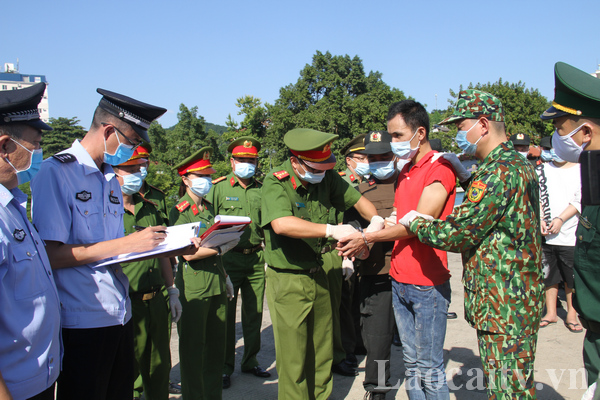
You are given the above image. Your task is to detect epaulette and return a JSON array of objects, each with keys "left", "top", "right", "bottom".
[
  {"left": 176, "top": 200, "right": 190, "bottom": 212},
  {"left": 52, "top": 153, "right": 76, "bottom": 163},
  {"left": 147, "top": 183, "right": 165, "bottom": 194},
  {"left": 338, "top": 171, "right": 346, "bottom": 176},
  {"left": 349, "top": 174, "right": 357, "bottom": 182},
  {"left": 273, "top": 170, "right": 289, "bottom": 180},
  {"left": 212, "top": 176, "right": 227, "bottom": 184}
]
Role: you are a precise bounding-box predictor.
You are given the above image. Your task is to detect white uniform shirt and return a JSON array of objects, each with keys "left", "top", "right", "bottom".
[
  {"left": 31, "top": 140, "right": 131, "bottom": 329},
  {"left": 0, "top": 184, "right": 61, "bottom": 399}
]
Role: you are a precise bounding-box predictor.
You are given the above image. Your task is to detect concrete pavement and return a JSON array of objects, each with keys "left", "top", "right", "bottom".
[{"left": 167, "top": 252, "right": 588, "bottom": 399}]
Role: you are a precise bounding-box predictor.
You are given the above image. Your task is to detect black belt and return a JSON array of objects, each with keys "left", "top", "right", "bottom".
[
  {"left": 269, "top": 265, "right": 319, "bottom": 274},
  {"left": 231, "top": 244, "right": 262, "bottom": 255},
  {"left": 130, "top": 287, "right": 162, "bottom": 301},
  {"left": 579, "top": 315, "right": 600, "bottom": 333}
]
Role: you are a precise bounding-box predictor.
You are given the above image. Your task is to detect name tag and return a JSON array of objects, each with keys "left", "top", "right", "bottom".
[
  {"left": 295, "top": 202, "right": 305, "bottom": 208},
  {"left": 226, "top": 197, "right": 239, "bottom": 201}
]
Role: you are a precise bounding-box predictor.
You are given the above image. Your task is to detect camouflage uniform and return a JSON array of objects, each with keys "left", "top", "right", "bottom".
[{"left": 409, "top": 141, "right": 543, "bottom": 399}]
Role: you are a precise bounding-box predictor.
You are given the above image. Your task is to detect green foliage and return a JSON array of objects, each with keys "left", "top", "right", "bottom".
[
  {"left": 42, "top": 117, "right": 86, "bottom": 158},
  {"left": 266, "top": 51, "right": 407, "bottom": 170},
  {"left": 446, "top": 80, "right": 553, "bottom": 145}
]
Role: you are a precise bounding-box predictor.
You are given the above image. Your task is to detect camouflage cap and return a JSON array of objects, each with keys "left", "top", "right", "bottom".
[
  {"left": 541, "top": 62, "right": 600, "bottom": 120},
  {"left": 439, "top": 89, "right": 504, "bottom": 125}
]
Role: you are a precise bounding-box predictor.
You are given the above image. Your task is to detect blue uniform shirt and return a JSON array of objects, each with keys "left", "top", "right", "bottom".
[
  {"left": 0, "top": 184, "right": 61, "bottom": 399},
  {"left": 31, "top": 140, "right": 131, "bottom": 329}
]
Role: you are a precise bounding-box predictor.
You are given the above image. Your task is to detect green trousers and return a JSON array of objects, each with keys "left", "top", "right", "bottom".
[
  {"left": 321, "top": 250, "right": 345, "bottom": 364},
  {"left": 131, "top": 291, "right": 170, "bottom": 400},
  {"left": 477, "top": 330, "right": 538, "bottom": 399},
  {"left": 223, "top": 251, "right": 266, "bottom": 375},
  {"left": 584, "top": 330, "right": 600, "bottom": 385},
  {"left": 266, "top": 266, "right": 333, "bottom": 400},
  {"left": 178, "top": 291, "right": 227, "bottom": 400}
]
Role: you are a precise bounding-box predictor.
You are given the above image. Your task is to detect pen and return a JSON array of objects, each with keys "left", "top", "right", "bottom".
[{"left": 133, "top": 225, "right": 167, "bottom": 234}]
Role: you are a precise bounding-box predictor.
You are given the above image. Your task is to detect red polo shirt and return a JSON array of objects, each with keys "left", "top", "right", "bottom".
[{"left": 390, "top": 150, "right": 456, "bottom": 286}]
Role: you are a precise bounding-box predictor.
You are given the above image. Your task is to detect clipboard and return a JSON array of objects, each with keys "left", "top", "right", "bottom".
[{"left": 199, "top": 215, "right": 251, "bottom": 248}]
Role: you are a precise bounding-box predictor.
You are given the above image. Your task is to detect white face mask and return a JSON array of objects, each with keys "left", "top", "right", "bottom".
[
  {"left": 518, "top": 151, "right": 529, "bottom": 159},
  {"left": 551, "top": 123, "right": 589, "bottom": 163}
]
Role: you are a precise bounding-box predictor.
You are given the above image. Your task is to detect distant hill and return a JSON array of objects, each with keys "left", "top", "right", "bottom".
[{"left": 165, "top": 122, "right": 227, "bottom": 135}]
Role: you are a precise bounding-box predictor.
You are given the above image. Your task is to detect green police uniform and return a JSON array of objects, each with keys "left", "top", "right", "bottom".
[
  {"left": 208, "top": 172, "right": 265, "bottom": 376},
  {"left": 143, "top": 183, "right": 168, "bottom": 220},
  {"left": 340, "top": 168, "right": 361, "bottom": 187},
  {"left": 122, "top": 194, "right": 170, "bottom": 400},
  {"left": 262, "top": 129, "right": 362, "bottom": 400},
  {"left": 169, "top": 194, "right": 227, "bottom": 400},
  {"left": 410, "top": 141, "right": 543, "bottom": 399},
  {"left": 540, "top": 62, "right": 600, "bottom": 386},
  {"left": 169, "top": 146, "right": 227, "bottom": 400}
]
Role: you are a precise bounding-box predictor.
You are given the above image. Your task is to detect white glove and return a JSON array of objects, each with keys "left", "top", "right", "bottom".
[
  {"left": 225, "top": 276, "right": 235, "bottom": 300},
  {"left": 325, "top": 224, "right": 358, "bottom": 240},
  {"left": 385, "top": 211, "right": 397, "bottom": 226},
  {"left": 398, "top": 210, "right": 433, "bottom": 227},
  {"left": 342, "top": 258, "right": 354, "bottom": 281},
  {"left": 365, "top": 215, "right": 385, "bottom": 232},
  {"left": 167, "top": 285, "right": 183, "bottom": 323},
  {"left": 218, "top": 238, "right": 241, "bottom": 255},
  {"left": 432, "top": 152, "right": 471, "bottom": 183}
]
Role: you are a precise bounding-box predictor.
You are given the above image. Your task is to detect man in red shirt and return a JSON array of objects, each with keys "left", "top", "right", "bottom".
[{"left": 338, "top": 100, "right": 456, "bottom": 400}]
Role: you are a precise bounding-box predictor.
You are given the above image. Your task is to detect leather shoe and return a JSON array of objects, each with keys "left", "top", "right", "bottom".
[
  {"left": 222, "top": 374, "right": 231, "bottom": 389},
  {"left": 364, "top": 391, "right": 386, "bottom": 399},
  {"left": 447, "top": 312, "right": 458, "bottom": 319},
  {"left": 332, "top": 360, "right": 358, "bottom": 376},
  {"left": 168, "top": 382, "right": 181, "bottom": 394},
  {"left": 242, "top": 366, "right": 271, "bottom": 378},
  {"left": 345, "top": 353, "right": 358, "bottom": 368}
]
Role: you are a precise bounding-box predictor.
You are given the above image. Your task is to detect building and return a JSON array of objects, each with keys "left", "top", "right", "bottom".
[
  {"left": 592, "top": 64, "right": 600, "bottom": 79},
  {"left": 0, "top": 63, "right": 49, "bottom": 122}
]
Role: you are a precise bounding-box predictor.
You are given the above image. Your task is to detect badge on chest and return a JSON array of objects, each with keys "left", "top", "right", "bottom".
[{"left": 76, "top": 191, "right": 91, "bottom": 202}]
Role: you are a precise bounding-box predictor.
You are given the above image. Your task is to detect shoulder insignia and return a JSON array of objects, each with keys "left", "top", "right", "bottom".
[
  {"left": 291, "top": 176, "right": 297, "bottom": 190},
  {"left": 191, "top": 204, "right": 199, "bottom": 216},
  {"left": 349, "top": 174, "right": 356, "bottom": 182},
  {"left": 212, "top": 176, "right": 227, "bottom": 184},
  {"left": 368, "top": 178, "right": 376, "bottom": 186},
  {"left": 467, "top": 180, "right": 487, "bottom": 203},
  {"left": 230, "top": 176, "right": 236, "bottom": 186},
  {"left": 273, "top": 170, "right": 289, "bottom": 180},
  {"left": 176, "top": 200, "right": 190, "bottom": 212},
  {"left": 338, "top": 171, "right": 346, "bottom": 176},
  {"left": 76, "top": 190, "right": 92, "bottom": 202},
  {"left": 53, "top": 153, "right": 76, "bottom": 163}
]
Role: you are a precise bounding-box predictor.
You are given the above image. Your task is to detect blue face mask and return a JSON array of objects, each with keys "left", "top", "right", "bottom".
[
  {"left": 390, "top": 128, "right": 420, "bottom": 160},
  {"left": 297, "top": 162, "right": 326, "bottom": 184},
  {"left": 455, "top": 120, "right": 482, "bottom": 155},
  {"left": 6, "top": 138, "right": 43, "bottom": 185},
  {"left": 104, "top": 132, "right": 135, "bottom": 166},
  {"left": 549, "top": 149, "right": 564, "bottom": 163},
  {"left": 139, "top": 166, "right": 148, "bottom": 180},
  {"left": 541, "top": 150, "right": 553, "bottom": 162},
  {"left": 119, "top": 172, "right": 144, "bottom": 195},
  {"left": 234, "top": 162, "right": 256, "bottom": 179},
  {"left": 370, "top": 160, "right": 396, "bottom": 180},
  {"left": 189, "top": 176, "right": 213, "bottom": 198},
  {"left": 353, "top": 161, "right": 370, "bottom": 177}
]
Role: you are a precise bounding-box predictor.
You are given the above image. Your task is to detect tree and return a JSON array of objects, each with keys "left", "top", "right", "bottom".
[
  {"left": 266, "top": 51, "right": 407, "bottom": 170},
  {"left": 42, "top": 117, "right": 86, "bottom": 158},
  {"left": 445, "top": 80, "right": 553, "bottom": 146}
]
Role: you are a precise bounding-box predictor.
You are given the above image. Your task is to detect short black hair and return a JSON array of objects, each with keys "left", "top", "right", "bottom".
[
  {"left": 0, "top": 123, "right": 26, "bottom": 139},
  {"left": 387, "top": 100, "right": 430, "bottom": 139},
  {"left": 91, "top": 106, "right": 128, "bottom": 132}
]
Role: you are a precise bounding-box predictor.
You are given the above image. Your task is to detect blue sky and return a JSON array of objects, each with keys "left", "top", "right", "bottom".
[{"left": 2, "top": 0, "right": 598, "bottom": 130}]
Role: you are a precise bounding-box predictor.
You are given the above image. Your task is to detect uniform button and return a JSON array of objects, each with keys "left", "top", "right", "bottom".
[
  {"left": 48, "top": 271, "right": 51, "bottom": 276},
  {"left": 104, "top": 213, "right": 107, "bottom": 217},
  {"left": 214, "top": 263, "right": 217, "bottom": 266},
  {"left": 26, "top": 251, "right": 32, "bottom": 256},
  {"left": 114, "top": 211, "right": 117, "bottom": 215},
  {"left": 49, "top": 357, "right": 54, "bottom": 363},
  {"left": 579, "top": 235, "right": 583, "bottom": 240},
  {"left": 115, "top": 269, "right": 119, "bottom": 273},
  {"left": 84, "top": 210, "right": 89, "bottom": 215}
]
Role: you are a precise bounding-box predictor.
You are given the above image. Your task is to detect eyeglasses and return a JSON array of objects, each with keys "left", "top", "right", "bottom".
[
  {"left": 351, "top": 155, "right": 368, "bottom": 163},
  {"left": 300, "top": 159, "right": 324, "bottom": 174},
  {"left": 102, "top": 123, "right": 141, "bottom": 150}
]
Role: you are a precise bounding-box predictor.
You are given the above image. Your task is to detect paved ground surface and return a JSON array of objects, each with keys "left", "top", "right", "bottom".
[{"left": 166, "top": 252, "right": 588, "bottom": 399}]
